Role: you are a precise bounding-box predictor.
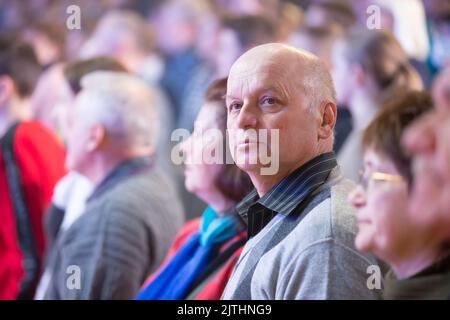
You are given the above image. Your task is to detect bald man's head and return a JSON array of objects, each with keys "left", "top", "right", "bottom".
[
  {"left": 226, "top": 43, "right": 338, "bottom": 190},
  {"left": 228, "top": 43, "right": 336, "bottom": 111}
]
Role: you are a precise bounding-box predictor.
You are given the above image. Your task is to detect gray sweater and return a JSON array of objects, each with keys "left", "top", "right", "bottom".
[
  {"left": 41, "top": 158, "right": 184, "bottom": 299},
  {"left": 222, "top": 168, "right": 387, "bottom": 300}
]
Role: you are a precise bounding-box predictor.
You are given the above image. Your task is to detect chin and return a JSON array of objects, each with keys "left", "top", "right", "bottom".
[
  {"left": 355, "top": 233, "right": 373, "bottom": 253},
  {"left": 184, "top": 181, "right": 195, "bottom": 194},
  {"left": 233, "top": 151, "right": 262, "bottom": 171}
]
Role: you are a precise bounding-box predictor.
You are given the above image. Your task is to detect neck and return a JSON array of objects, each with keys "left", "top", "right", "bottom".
[
  {"left": 249, "top": 146, "right": 332, "bottom": 197},
  {"left": 388, "top": 240, "right": 443, "bottom": 280},
  {"left": 199, "top": 191, "right": 235, "bottom": 217},
  {"left": 249, "top": 170, "right": 286, "bottom": 197},
  {"left": 349, "top": 91, "right": 379, "bottom": 130},
  {"left": 0, "top": 98, "right": 32, "bottom": 137},
  {"left": 86, "top": 147, "right": 150, "bottom": 186},
  {"left": 123, "top": 52, "right": 148, "bottom": 74}
]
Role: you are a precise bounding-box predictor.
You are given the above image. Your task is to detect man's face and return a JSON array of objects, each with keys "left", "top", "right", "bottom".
[
  {"left": 226, "top": 55, "right": 320, "bottom": 178},
  {"left": 64, "top": 93, "right": 93, "bottom": 174},
  {"left": 403, "top": 108, "right": 450, "bottom": 239},
  {"left": 432, "top": 66, "right": 450, "bottom": 111}
]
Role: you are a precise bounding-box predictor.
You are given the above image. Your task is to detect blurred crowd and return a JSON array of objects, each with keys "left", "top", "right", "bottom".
[{"left": 1, "top": 0, "right": 450, "bottom": 300}]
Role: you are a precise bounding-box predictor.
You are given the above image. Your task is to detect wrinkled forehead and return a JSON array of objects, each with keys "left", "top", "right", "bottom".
[{"left": 227, "top": 57, "right": 300, "bottom": 98}]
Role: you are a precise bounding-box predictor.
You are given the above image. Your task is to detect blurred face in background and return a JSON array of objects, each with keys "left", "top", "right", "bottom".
[
  {"left": 152, "top": 3, "right": 197, "bottom": 55},
  {"left": 64, "top": 91, "right": 95, "bottom": 174},
  {"left": 432, "top": 65, "right": 450, "bottom": 111},
  {"left": 403, "top": 109, "right": 450, "bottom": 239},
  {"left": 349, "top": 148, "right": 411, "bottom": 262},
  {"left": 31, "top": 64, "right": 75, "bottom": 139},
  {"left": 180, "top": 103, "right": 224, "bottom": 200},
  {"left": 215, "top": 27, "right": 241, "bottom": 78},
  {"left": 331, "top": 40, "right": 353, "bottom": 106}
]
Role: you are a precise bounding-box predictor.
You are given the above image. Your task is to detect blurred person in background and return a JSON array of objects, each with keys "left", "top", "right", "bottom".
[
  {"left": 136, "top": 78, "right": 253, "bottom": 300},
  {"left": 294, "top": 0, "right": 358, "bottom": 154},
  {"left": 22, "top": 20, "right": 66, "bottom": 70},
  {"left": 357, "top": 0, "right": 432, "bottom": 88},
  {"left": 34, "top": 57, "right": 128, "bottom": 300},
  {"left": 275, "top": 1, "right": 304, "bottom": 42},
  {"left": 40, "top": 71, "right": 184, "bottom": 299},
  {"left": 403, "top": 90, "right": 450, "bottom": 247},
  {"left": 288, "top": 24, "right": 352, "bottom": 153},
  {"left": 303, "top": 0, "right": 357, "bottom": 32},
  {"left": 432, "top": 64, "right": 450, "bottom": 111},
  {"left": 0, "top": 35, "right": 66, "bottom": 299},
  {"left": 349, "top": 91, "right": 450, "bottom": 299},
  {"left": 423, "top": 0, "right": 450, "bottom": 77},
  {"left": 79, "top": 9, "right": 177, "bottom": 182},
  {"left": 332, "top": 29, "right": 423, "bottom": 182},
  {"left": 213, "top": 0, "right": 280, "bottom": 19},
  {"left": 150, "top": 0, "right": 207, "bottom": 123}
]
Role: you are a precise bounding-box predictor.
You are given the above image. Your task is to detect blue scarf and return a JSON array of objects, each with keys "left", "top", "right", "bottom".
[{"left": 135, "top": 206, "right": 240, "bottom": 300}]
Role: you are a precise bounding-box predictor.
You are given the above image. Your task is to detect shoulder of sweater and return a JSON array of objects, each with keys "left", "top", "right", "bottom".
[
  {"left": 98, "top": 167, "right": 179, "bottom": 207},
  {"left": 272, "top": 176, "right": 358, "bottom": 254}
]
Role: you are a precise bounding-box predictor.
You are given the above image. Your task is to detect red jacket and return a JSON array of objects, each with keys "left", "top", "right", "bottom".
[
  {"left": 142, "top": 217, "right": 246, "bottom": 300},
  {"left": 0, "top": 122, "right": 66, "bottom": 299}
]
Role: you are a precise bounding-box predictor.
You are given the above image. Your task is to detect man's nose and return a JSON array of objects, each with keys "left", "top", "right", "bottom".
[
  {"left": 348, "top": 185, "right": 367, "bottom": 209},
  {"left": 236, "top": 103, "right": 258, "bottom": 129}
]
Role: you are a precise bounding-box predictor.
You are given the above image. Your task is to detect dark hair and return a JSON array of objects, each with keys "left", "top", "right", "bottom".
[
  {"left": 203, "top": 78, "right": 254, "bottom": 203},
  {"left": 307, "top": 1, "right": 357, "bottom": 30},
  {"left": 362, "top": 91, "right": 434, "bottom": 183},
  {"left": 63, "top": 56, "right": 128, "bottom": 94},
  {"left": 221, "top": 15, "right": 277, "bottom": 50},
  {"left": 0, "top": 35, "right": 41, "bottom": 98},
  {"left": 341, "top": 29, "right": 422, "bottom": 104}
]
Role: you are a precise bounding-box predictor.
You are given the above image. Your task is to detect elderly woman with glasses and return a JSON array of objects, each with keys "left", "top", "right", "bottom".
[{"left": 349, "top": 91, "right": 450, "bottom": 299}]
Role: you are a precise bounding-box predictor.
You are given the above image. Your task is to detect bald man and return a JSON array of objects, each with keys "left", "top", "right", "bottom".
[{"left": 222, "top": 43, "right": 385, "bottom": 300}]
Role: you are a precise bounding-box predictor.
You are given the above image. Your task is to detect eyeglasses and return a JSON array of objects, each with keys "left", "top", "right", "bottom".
[{"left": 358, "top": 171, "right": 406, "bottom": 193}]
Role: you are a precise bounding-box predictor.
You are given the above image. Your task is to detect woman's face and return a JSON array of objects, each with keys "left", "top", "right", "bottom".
[
  {"left": 180, "top": 103, "right": 224, "bottom": 199},
  {"left": 349, "top": 148, "right": 411, "bottom": 261}
]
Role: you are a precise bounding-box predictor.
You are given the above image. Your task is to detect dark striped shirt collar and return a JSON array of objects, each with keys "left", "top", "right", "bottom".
[{"left": 236, "top": 152, "right": 338, "bottom": 237}]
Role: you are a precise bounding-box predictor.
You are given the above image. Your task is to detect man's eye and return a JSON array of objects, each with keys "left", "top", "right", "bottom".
[
  {"left": 229, "top": 103, "right": 242, "bottom": 112},
  {"left": 261, "top": 97, "right": 277, "bottom": 106}
]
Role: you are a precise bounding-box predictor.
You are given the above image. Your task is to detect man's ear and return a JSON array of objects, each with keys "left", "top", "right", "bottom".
[
  {"left": 0, "top": 75, "right": 15, "bottom": 109},
  {"left": 318, "top": 101, "right": 337, "bottom": 140},
  {"left": 86, "top": 123, "right": 106, "bottom": 152}
]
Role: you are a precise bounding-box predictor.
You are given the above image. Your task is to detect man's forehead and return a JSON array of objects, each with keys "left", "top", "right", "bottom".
[{"left": 226, "top": 70, "right": 291, "bottom": 98}]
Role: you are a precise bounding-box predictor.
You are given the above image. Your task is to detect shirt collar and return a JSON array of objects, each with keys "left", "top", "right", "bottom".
[
  {"left": 87, "top": 156, "right": 154, "bottom": 202},
  {"left": 236, "top": 152, "right": 338, "bottom": 223}
]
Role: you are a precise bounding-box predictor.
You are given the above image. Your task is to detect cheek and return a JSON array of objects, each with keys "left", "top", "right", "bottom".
[
  {"left": 355, "top": 221, "right": 376, "bottom": 252},
  {"left": 278, "top": 113, "right": 316, "bottom": 150},
  {"left": 409, "top": 174, "right": 440, "bottom": 217},
  {"left": 185, "top": 163, "right": 220, "bottom": 191},
  {"left": 370, "top": 192, "right": 409, "bottom": 252}
]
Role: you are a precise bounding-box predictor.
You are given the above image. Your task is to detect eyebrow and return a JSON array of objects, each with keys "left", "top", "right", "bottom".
[{"left": 224, "top": 86, "right": 285, "bottom": 101}]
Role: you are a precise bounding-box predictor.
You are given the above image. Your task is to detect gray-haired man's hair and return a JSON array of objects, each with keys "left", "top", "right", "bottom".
[
  {"left": 293, "top": 48, "right": 337, "bottom": 111},
  {"left": 78, "top": 71, "right": 157, "bottom": 149}
]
